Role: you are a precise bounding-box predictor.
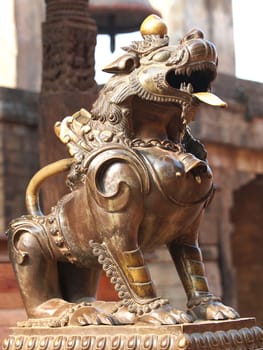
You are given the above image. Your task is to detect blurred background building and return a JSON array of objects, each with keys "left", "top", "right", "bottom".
[{"left": 0, "top": 0, "right": 262, "bottom": 339}]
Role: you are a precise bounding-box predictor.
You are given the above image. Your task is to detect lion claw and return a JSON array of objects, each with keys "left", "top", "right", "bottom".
[
  {"left": 68, "top": 305, "right": 115, "bottom": 326},
  {"left": 137, "top": 305, "right": 194, "bottom": 325},
  {"left": 189, "top": 299, "right": 240, "bottom": 321},
  {"left": 206, "top": 302, "right": 240, "bottom": 321}
]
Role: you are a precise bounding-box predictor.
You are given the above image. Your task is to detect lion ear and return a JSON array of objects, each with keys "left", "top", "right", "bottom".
[{"left": 102, "top": 53, "right": 139, "bottom": 74}]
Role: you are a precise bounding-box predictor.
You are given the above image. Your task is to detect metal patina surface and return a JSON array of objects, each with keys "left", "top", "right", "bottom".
[
  {"left": 3, "top": 319, "right": 263, "bottom": 350},
  {"left": 3, "top": 14, "right": 262, "bottom": 350}
]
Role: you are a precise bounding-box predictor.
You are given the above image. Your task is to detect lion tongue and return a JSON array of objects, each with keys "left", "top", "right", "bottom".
[{"left": 193, "top": 92, "right": 227, "bottom": 107}]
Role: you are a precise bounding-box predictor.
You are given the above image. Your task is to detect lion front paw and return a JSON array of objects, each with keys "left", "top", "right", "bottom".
[
  {"left": 108, "top": 301, "right": 193, "bottom": 325},
  {"left": 68, "top": 302, "right": 115, "bottom": 326},
  {"left": 137, "top": 304, "right": 194, "bottom": 325},
  {"left": 188, "top": 296, "right": 240, "bottom": 321}
]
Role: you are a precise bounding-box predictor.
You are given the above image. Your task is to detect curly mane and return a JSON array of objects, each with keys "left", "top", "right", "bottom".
[{"left": 90, "top": 75, "right": 135, "bottom": 136}]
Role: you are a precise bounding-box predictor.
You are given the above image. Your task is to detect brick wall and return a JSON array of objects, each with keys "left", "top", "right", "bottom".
[
  {"left": 0, "top": 87, "right": 38, "bottom": 341},
  {"left": 0, "top": 87, "right": 39, "bottom": 235},
  {"left": 231, "top": 176, "right": 263, "bottom": 327}
]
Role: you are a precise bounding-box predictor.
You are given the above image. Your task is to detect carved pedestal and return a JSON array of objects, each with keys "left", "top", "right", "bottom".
[{"left": 2, "top": 318, "right": 263, "bottom": 350}]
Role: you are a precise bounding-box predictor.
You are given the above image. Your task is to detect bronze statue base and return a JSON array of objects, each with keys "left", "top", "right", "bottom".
[{"left": 2, "top": 318, "right": 263, "bottom": 350}]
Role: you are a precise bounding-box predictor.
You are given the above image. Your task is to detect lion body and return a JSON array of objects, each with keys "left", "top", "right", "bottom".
[{"left": 7, "top": 25, "right": 239, "bottom": 325}]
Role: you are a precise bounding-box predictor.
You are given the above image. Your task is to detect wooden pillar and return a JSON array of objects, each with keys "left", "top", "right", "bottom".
[
  {"left": 39, "top": 0, "right": 98, "bottom": 209},
  {"left": 39, "top": 0, "right": 118, "bottom": 301}
]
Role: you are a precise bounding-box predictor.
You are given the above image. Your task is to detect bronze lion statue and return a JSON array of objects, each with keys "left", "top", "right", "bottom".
[{"left": 7, "top": 15, "right": 239, "bottom": 327}]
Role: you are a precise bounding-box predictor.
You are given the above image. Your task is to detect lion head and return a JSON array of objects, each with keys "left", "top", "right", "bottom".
[{"left": 90, "top": 15, "right": 224, "bottom": 139}]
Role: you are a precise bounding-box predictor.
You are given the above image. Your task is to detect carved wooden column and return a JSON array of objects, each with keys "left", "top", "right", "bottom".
[
  {"left": 39, "top": 0, "right": 118, "bottom": 302},
  {"left": 39, "top": 0, "right": 98, "bottom": 208}
]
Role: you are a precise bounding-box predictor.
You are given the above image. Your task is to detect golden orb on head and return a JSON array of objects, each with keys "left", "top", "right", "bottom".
[{"left": 140, "top": 14, "right": 168, "bottom": 37}]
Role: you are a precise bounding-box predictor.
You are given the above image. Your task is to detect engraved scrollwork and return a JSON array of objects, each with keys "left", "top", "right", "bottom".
[
  {"left": 204, "top": 332, "right": 220, "bottom": 349},
  {"left": 127, "top": 335, "right": 138, "bottom": 350},
  {"left": 186, "top": 326, "right": 263, "bottom": 350},
  {"left": 81, "top": 336, "right": 95, "bottom": 350},
  {"left": 229, "top": 329, "right": 243, "bottom": 347},
  {"left": 96, "top": 337, "right": 107, "bottom": 350},
  {"left": 153, "top": 73, "right": 167, "bottom": 91},
  {"left": 143, "top": 335, "right": 157, "bottom": 350},
  {"left": 66, "top": 336, "right": 80, "bottom": 350},
  {"left": 52, "top": 336, "right": 65, "bottom": 350},
  {"left": 241, "top": 327, "right": 257, "bottom": 348},
  {"left": 166, "top": 47, "right": 189, "bottom": 67},
  {"left": 2, "top": 326, "right": 263, "bottom": 350},
  {"left": 176, "top": 335, "right": 189, "bottom": 350},
  {"left": 111, "top": 336, "right": 123, "bottom": 350},
  {"left": 253, "top": 326, "right": 263, "bottom": 345},
  {"left": 2, "top": 337, "right": 14, "bottom": 350},
  {"left": 124, "top": 35, "right": 169, "bottom": 57},
  {"left": 14, "top": 336, "right": 24, "bottom": 350},
  {"left": 159, "top": 335, "right": 172, "bottom": 350},
  {"left": 26, "top": 337, "right": 37, "bottom": 350},
  {"left": 39, "top": 337, "right": 51, "bottom": 350},
  {"left": 84, "top": 147, "right": 150, "bottom": 212}
]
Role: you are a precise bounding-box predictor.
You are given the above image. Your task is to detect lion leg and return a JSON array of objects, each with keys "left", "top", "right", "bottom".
[
  {"left": 8, "top": 220, "right": 67, "bottom": 318},
  {"left": 90, "top": 161, "right": 158, "bottom": 322},
  {"left": 168, "top": 222, "right": 239, "bottom": 321},
  {"left": 88, "top": 161, "right": 191, "bottom": 324}
]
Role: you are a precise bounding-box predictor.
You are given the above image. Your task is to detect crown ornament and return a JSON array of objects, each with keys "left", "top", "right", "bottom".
[{"left": 122, "top": 14, "right": 169, "bottom": 56}]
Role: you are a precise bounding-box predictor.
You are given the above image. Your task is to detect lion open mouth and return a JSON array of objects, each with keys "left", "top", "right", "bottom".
[
  {"left": 166, "top": 62, "right": 215, "bottom": 93},
  {"left": 166, "top": 64, "right": 226, "bottom": 107}
]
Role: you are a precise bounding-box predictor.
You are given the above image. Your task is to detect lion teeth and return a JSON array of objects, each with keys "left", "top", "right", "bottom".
[
  {"left": 180, "top": 82, "right": 186, "bottom": 90},
  {"left": 187, "top": 83, "right": 193, "bottom": 93},
  {"left": 180, "top": 82, "right": 193, "bottom": 94},
  {"left": 186, "top": 67, "right": 192, "bottom": 76}
]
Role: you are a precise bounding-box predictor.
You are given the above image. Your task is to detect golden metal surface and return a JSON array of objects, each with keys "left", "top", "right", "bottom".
[
  {"left": 25, "top": 158, "right": 74, "bottom": 216},
  {"left": 7, "top": 15, "right": 244, "bottom": 328},
  {"left": 140, "top": 14, "right": 168, "bottom": 36},
  {"left": 2, "top": 318, "right": 263, "bottom": 350}
]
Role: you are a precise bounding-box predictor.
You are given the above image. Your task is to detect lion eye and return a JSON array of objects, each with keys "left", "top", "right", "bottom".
[{"left": 152, "top": 50, "right": 171, "bottom": 62}]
